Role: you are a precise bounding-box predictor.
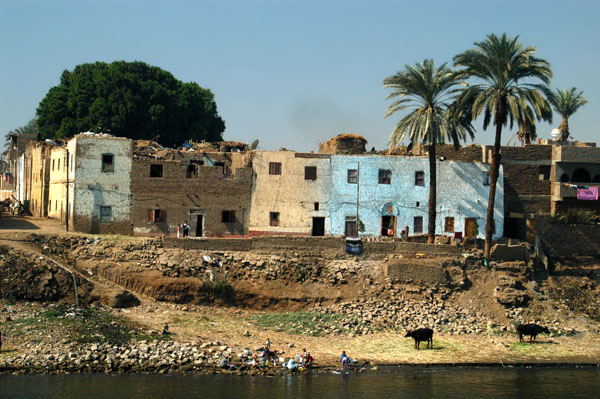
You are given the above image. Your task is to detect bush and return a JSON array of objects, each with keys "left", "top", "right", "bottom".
[{"left": 550, "top": 209, "right": 597, "bottom": 225}]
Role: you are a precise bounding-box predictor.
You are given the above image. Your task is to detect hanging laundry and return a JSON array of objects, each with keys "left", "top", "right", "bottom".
[{"left": 577, "top": 186, "right": 598, "bottom": 200}]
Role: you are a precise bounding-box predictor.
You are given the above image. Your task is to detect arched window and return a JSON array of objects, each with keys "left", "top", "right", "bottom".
[
  {"left": 593, "top": 174, "right": 600, "bottom": 183},
  {"left": 560, "top": 173, "right": 570, "bottom": 183},
  {"left": 571, "top": 168, "right": 591, "bottom": 183}
]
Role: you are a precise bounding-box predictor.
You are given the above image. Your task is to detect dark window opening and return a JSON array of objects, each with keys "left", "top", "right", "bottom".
[
  {"left": 148, "top": 209, "right": 166, "bottom": 223},
  {"left": 222, "top": 210, "right": 236, "bottom": 223},
  {"left": 102, "top": 154, "right": 114, "bottom": 172},
  {"left": 416, "top": 201, "right": 420, "bottom": 207},
  {"left": 415, "top": 171, "right": 425, "bottom": 186},
  {"left": 269, "top": 162, "right": 282, "bottom": 175},
  {"left": 414, "top": 216, "right": 423, "bottom": 234},
  {"left": 305, "top": 166, "right": 317, "bottom": 180},
  {"left": 572, "top": 168, "right": 591, "bottom": 183},
  {"left": 347, "top": 169, "right": 357, "bottom": 184},
  {"left": 186, "top": 161, "right": 204, "bottom": 178},
  {"left": 378, "top": 169, "right": 391, "bottom": 184},
  {"left": 560, "top": 173, "right": 570, "bottom": 183},
  {"left": 270, "top": 212, "right": 280, "bottom": 226},
  {"left": 445, "top": 217, "right": 455, "bottom": 233},
  {"left": 314, "top": 202, "right": 319, "bottom": 211},
  {"left": 150, "top": 164, "right": 163, "bottom": 177},
  {"left": 99, "top": 206, "right": 112, "bottom": 223},
  {"left": 539, "top": 165, "right": 551, "bottom": 181},
  {"left": 52, "top": 159, "right": 55, "bottom": 171},
  {"left": 58, "top": 159, "right": 61, "bottom": 171},
  {"left": 482, "top": 172, "right": 490, "bottom": 186}
]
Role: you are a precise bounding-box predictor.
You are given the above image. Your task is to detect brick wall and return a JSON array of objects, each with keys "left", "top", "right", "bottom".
[
  {"left": 131, "top": 158, "right": 252, "bottom": 237},
  {"left": 435, "top": 144, "right": 482, "bottom": 162}
]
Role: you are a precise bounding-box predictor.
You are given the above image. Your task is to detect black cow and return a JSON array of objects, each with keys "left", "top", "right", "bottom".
[
  {"left": 405, "top": 328, "right": 434, "bottom": 349},
  {"left": 516, "top": 323, "right": 550, "bottom": 342}
]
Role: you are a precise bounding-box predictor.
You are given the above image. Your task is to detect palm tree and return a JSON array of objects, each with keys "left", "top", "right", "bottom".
[
  {"left": 384, "top": 59, "right": 474, "bottom": 244},
  {"left": 548, "top": 87, "right": 587, "bottom": 141},
  {"left": 453, "top": 33, "right": 553, "bottom": 258},
  {"left": 4, "top": 118, "right": 39, "bottom": 148}
]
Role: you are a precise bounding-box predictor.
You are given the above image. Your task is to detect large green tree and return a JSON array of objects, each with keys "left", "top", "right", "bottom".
[
  {"left": 384, "top": 59, "right": 474, "bottom": 243},
  {"left": 548, "top": 87, "right": 587, "bottom": 141},
  {"left": 453, "top": 33, "right": 553, "bottom": 257},
  {"left": 36, "top": 61, "right": 225, "bottom": 147}
]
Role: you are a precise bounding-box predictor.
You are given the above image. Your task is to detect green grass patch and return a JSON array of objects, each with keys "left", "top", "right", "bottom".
[
  {"left": 251, "top": 311, "right": 344, "bottom": 337},
  {"left": 5, "top": 304, "right": 165, "bottom": 345}
]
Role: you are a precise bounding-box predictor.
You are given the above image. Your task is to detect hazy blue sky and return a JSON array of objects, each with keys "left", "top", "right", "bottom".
[{"left": 1, "top": 0, "right": 598, "bottom": 151}]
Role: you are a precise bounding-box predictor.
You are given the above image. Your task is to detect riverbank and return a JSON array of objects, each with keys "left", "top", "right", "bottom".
[{"left": 1, "top": 300, "right": 599, "bottom": 375}]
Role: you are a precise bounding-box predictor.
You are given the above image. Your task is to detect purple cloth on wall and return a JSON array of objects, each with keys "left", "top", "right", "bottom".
[{"left": 577, "top": 186, "right": 598, "bottom": 200}]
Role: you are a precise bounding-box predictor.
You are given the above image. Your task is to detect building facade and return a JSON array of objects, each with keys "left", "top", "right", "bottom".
[{"left": 249, "top": 151, "right": 332, "bottom": 236}]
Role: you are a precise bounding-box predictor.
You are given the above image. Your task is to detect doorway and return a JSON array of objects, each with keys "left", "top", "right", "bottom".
[
  {"left": 464, "top": 218, "right": 478, "bottom": 238},
  {"left": 381, "top": 215, "right": 395, "bottom": 236},
  {"left": 195, "top": 214, "right": 203, "bottom": 237},
  {"left": 312, "top": 217, "right": 325, "bottom": 236},
  {"left": 345, "top": 217, "right": 357, "bottom": 237}
]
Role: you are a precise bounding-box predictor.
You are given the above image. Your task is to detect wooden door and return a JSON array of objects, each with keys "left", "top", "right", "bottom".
[{"left": 464, "top": 218, "right": 478, "bottom": 238}]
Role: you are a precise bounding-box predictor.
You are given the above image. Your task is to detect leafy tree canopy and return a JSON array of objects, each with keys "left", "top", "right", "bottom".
[{"left": 36, "top": 61, "right": 225, "bottom": 147}]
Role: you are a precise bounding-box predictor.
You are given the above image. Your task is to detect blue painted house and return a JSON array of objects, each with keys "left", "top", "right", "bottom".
[{"left": 329, "top": 155, "right": 503, "bottom": 239}]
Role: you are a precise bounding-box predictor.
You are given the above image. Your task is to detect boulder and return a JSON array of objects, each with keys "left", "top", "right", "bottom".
[{"left": 110, "top": 290, "right": 141, "bottom": 308}]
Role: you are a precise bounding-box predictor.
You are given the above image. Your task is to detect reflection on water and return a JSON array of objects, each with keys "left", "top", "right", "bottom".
[{"left": 1, "top": 367, "right": 599, "bottom": 399}]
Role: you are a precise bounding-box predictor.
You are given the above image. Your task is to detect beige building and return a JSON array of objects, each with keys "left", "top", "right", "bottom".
[
  {"left": 24, "top": 141, "right": 52, "bottom": 217},
  {"left": 48, "top": 145, "right": 68, "bottom": 221},
  {"left": 249, "top": 150, "right": 332, "bottom": 236}
]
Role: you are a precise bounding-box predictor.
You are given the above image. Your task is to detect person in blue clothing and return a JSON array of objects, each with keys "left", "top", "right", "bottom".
[{"left": 340, "top": 351, "right": 349, "bottom": 372}]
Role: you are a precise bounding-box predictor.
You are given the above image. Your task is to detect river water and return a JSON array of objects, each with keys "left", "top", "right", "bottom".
[{"left": 1, "top": 367, "right": 598, "bottom": 398}]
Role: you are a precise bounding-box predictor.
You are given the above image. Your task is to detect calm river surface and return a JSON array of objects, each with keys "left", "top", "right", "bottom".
[{"left": 1, "top": 367, "right": 599, "bottom": 399}]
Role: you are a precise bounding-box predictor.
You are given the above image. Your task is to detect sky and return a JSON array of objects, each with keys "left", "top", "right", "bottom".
[{"left": 1, "top": 0, "right": 599, "bottom": 152}]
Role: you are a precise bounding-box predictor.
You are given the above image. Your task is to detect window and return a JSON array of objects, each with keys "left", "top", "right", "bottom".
[
  {"left": 482, "top": 172, "right": 490, "bottom": 186},
  {"left": 52, "top": 159, "right": 55, "bottom": 171},
  {"left": 148, "top": 209, "right": 166, "bottom": 223},
  {"left": 314, "top": 202, "right": 319, "bottom": 211},
  {"left": 415, "top": 171, "right": 425, "bottom": 186},
  {"left": 99, "top": 206, "right": 112, "bottom": 223},
  {"left": 539, "top": 165, "right": 551, "bottom": 181},
  {"left": 305, "top": 166, "right": 317, "bottom": 180},
  {"left": 186, "top": 161, "right": 203, "bottom": 178},
  {"left": 70, "top": 154, "right": 74, "bottom": 171},
  {"left": 416, "top": 201, "right": 420, "bottom": 208},
  {"left": 378, "top": 169, "right": 392, "bottom": 184},
  {"left": 102, "top": 154, "right": 114, "bottom": 172},
  {"left": 347, "top": 169, "right": 358, "bottom": 184},
  {"left": 222, "top": 210, "right": 236, "bottom": 223},
  {"left": 269, "top": 212, "right": 280, "bottom": 226},
  {"left": 445, "top": 217, "right": 455, "bottom": 233},
  {"left": 150, "top": 164, "right": 163, "bottom": 177},
  {"left": 269, "top": 162, "right": 281, "bottom": 175},
  {"left": 414, "top": 216, "right": 423, "bottom": 234},
  {"left": 58, "top": 159, "right": 61, "bottom": 171}
]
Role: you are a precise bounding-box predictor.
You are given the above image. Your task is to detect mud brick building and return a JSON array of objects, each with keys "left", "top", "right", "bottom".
[
  {"left": 24, "top": 141, "right": 53, "bottom": 218},
  {"left": 130, "top": 142, "right": 253, "bottom": 237}
]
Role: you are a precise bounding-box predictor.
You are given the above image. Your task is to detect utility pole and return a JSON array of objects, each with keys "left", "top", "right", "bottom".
[{"left": 355, "top": 162, "right": 360, "bottom": 236}]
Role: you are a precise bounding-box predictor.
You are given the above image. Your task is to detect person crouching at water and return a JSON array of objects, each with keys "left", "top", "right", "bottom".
[{"left": 340, "top": 351, "right": 349, "bottom": 372}]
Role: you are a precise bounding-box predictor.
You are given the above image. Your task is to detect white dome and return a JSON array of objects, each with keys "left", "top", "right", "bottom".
[{"left": 551, "top": 128, "right": 561, "bottom": 140}]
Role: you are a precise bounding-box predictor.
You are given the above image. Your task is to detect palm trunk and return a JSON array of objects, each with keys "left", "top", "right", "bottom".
[
  {"left": 427, "top": 142, "right": 436, "bottom": 244},
  {"left": 558, "top": 117, "right": 570, "bottom": 141},
  {"left": 485, "top": 106, "right": 504, "bottom": 258}
]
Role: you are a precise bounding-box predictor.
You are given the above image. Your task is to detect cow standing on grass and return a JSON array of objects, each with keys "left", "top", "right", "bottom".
[
  {"left": 405, "top": 328, "right": 434, "bottom": 349},
  {"left": 516, "top": 323, "right": 550, "bottom": 342}
]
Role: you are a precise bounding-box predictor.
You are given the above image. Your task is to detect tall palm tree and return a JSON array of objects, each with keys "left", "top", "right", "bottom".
[
  {"left": 384, "top": 59, "right": 474, "bottom": 244},
  {"left": 548, "top": 87, "right": 587, "bottom": 141},
  {"left": 454, "top": 33, "right": 553, "bottom": 258}
]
